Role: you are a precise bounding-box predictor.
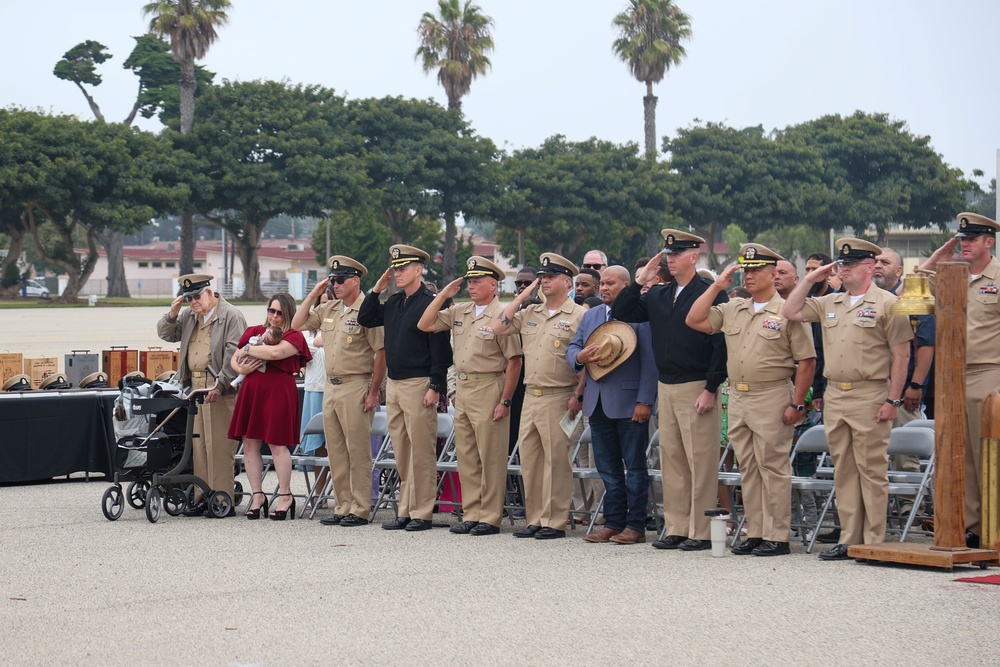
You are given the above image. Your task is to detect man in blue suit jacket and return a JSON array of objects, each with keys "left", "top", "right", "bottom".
[{"left": 567, "top": 265, "right": 658, "bottom": 544}]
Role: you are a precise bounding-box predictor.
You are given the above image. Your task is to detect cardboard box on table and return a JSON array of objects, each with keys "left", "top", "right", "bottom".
[
  {"left": 102, "top": 347, "right": 139, "bottom": 385},
  {"left": 64, "top": 350, "right": 101, "bottom": 387},
  {"left": 23, "top": 357, "right": 58, "bottom": 389},
  {"left": 1, "top": 353, "right": 23, "bottom": 385},
  {"left": 140, "top": 347, "right": 176, "bottom": 379}
]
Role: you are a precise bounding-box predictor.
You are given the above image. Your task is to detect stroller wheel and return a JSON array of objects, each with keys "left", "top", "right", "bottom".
[
  {"left": 145, "top": 487, "right": 163, "bottom": 523},
  {"left": 127, "top": 480, "right": 150, "bottom": 509},
  {"left": 164, "top": 490, "right": 185, "bottom": 517},
  {"left": 233, "top": 481, "right": 245, "bottom": 508},
  {"left": 102, "top": 486, "right": 124, "bottom": 521},
  {"left": 207, "top": 491, "right": 233, "bottom": 519}
]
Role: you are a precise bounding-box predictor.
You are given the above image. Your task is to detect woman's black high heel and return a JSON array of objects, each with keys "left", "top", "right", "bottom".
[
  {"left": 270, "top": 493, "right": 296, "bottom": 521},
  {"left": 245, "top": 492, "right": 269, "bottom": 520}
]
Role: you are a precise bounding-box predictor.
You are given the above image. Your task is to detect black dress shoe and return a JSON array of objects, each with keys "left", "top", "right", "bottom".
[
  {"left": 752, "top": 540, "right": 790, "bottom": 556},
  {"left": 651, "top": 534, "right": 687, "bottom": 550},
  {"left": 382, "top": 516, "right": 411, "bottom": 530},
  {"left": 181, "top": 501, "right": 207, "bottom": 517},
  {"left": 966, "top": 531, "right": 981, "bottom": 549},
  {"left": 678, "top": 538, "right": 712, "bottom": 551},
  {"left": 470, "top": 522, "right": 500, "bottom": 536},
  {"left": 449, "top": 520, "right": 478, "bottom": 534},
  {"left": 320, "top": 514, "right": 345, "bottom": 526},
  {"left": 534, "top": 527, "right": 566, "bottom": 539},
  {"left": 404, "top": 518, "right": 433, "bottom": 532},
  {"left": 819, "top": 543, "right": 852, "bottom": 560},
  {"left": 339, "top": 514, "right": 369, "bottom": 526},
  {"left": 513, "top": 525, "right": 542, "bottom": 538},
  {"left": 816, "top": 528, "right": 841, "bottom": 544},
  {"left": 731, "top": 537, "right": 763, "bottom": 555}
]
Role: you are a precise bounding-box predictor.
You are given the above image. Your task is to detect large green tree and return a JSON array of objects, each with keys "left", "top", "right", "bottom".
[
  {"left": 144, "top": 0, "right": 231, "bottom": 276},
  {"left": 416, "top": 0, "right": 495, "bottom": 112},
  {"left": 490, "top": 135, "right": 673, "bottom": 266},
  {"left": 180, "top": 80, "right": 366, "bottom": 301},
  {"left": 779, "top": 111, "right": 969, "bottom": 243},
  {"left": 346, "top": 95, "right": 497, "bottom": 282},
  {"left": 612, "top": 0, "right": 692, "bottom": 158}
]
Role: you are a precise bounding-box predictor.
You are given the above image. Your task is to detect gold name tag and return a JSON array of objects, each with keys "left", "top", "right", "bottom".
[{"left": 735, "top": 383, "right": 750, "bottom": 392}]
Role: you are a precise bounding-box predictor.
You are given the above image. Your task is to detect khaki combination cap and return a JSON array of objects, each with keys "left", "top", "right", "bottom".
[
  {"left": 737, "top": 243, "right": 784, "bottom": 268},
  {"left": 661, "top": 229, "right": 706, "bottom": 254},
  {"left": 954, "top": 212, "right": 1000, "bottom": 238},
  {"left": 464, "top": 256, "right": 503, "bottom": 280},
  {"left": 583, "top": 321, "right": 637, "bottom": 381},
  {"left": 79, "top": 371, "right": 109, "bottom": 389},
  {"left": 537, "top": 253, "right": 579, "bottom": 278},
  {"left": 835, "top": 238, "right": 881, "bottom": 263},
  {"left": 389, "top": 244, "right": 430, "bottom": 268},
  {"left": 328, "top": 255, "right": 368, "bottom": 278},
  {"left": 40, "top": 374, "right": 72, "bottom": 390},
  {"left": 178, "top": 273, "right": 214, "bottom": 297},
  {"left": 3, "top": 374, "right": 32, "bottom": 391}
]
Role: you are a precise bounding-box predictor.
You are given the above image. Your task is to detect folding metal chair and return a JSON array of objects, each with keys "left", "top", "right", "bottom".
[
  {"left": 790, "top": 425, "right": 838, "bottom": 553},
  {"left": 885, "top": 426, "right": 935, "bottom": 541},
  {"left": 570, "top": 427, "right": 605, "bottom": 532}
]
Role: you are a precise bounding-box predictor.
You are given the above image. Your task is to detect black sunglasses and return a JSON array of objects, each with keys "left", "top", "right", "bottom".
[
  {"left": 185, "top": 292, "right": 204, "bottom": 302},
  {"left": 581, "top": 263, "right": 604, "bottom": 270},
  {"left": 266, "top": 308, "right": 283, "bottom": 316},
  {"left": 514, "top": 280, "right": 533, "bottom": 287},
  {"left": 329, "top": 276, "right": 352, "bottom": 284}
]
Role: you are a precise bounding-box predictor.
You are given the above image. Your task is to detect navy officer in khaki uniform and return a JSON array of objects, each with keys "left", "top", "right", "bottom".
[
  {"left": 783, "top": 239, "right": 912, "bottom": 560},
  {"left": 417, "top": 256, "right": 523, "bottom": 536},
  {"left": 492, "top": 253, "right": 585, "bottom": 539},
  {"left": 687, "top": 244, "right": 816, "bottom": 556},
  {"left": 157, "top": 274, "right": 247, "bottom": 516},
  {"left": 920, "top": 212, "right": 1000, "bottom": 548},
  {"left": 292, "top": 255, "right": 386, "bottom": 527}
]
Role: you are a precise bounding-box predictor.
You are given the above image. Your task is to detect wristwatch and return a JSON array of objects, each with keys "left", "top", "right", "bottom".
[
  {"left": 886, "top": 398, "right": 903, "bottom": 407},
  {"left": 428, "top": 383, "right": 443, "bottom": 393},
  {"left": 576, "top": 395, "right": 585, "bottom": 403},
  {"left": 908, "top": 381, "right": 923, "bottom": 391},
  {"left": 501, "top": 399, "right": 512, "bottom": 407},
  {"left": 790, "top": 403, "right": 805, "bottom": 412}
]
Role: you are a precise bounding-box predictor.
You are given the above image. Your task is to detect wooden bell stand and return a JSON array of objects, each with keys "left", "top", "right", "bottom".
[{"left": 849, "top": 262, "right": 1000, "bottom": 569}]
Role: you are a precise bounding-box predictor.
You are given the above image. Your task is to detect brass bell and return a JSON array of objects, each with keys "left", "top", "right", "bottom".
[{"left": 891, "top": 267, "right": 935, "bottom": 316}]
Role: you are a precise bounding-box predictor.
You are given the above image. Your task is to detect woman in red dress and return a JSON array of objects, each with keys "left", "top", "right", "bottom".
[{"left": 229, "top": 293, "right": 311, "bottom": 521}]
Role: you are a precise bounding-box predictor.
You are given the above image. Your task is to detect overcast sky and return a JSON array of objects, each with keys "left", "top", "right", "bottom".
[{"left": 3, "top": 1, "right": 997, "bottom": 185}]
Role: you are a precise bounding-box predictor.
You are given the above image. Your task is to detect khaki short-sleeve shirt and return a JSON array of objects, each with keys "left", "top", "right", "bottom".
[
  {"left": 708, "top": 292, "right": 815, "bottom": 383},
  {"left": 965, "top": 256, "right": 1000, "bottom": 365},
  {"left": 304, "top": 295, "right": 384, "bottom": 377},
  {"left": 800, "top": 283, "right": 913, "bottom": 382},
  {"left": 504, "top": 299, "right": 584, "bottom": 388},
  {"left": 429, "top": 297, "right": 522, "bottom": 373}
]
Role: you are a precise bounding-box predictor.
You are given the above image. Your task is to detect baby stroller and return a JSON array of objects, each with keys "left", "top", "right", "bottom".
[{"left": 100, "top": 367, "right": 239, "bottom": 523}]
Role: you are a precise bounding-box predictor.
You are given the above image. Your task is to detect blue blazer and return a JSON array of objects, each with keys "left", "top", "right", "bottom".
[{"left": 566, "top": 305, "right": 658, "bottom": 420}]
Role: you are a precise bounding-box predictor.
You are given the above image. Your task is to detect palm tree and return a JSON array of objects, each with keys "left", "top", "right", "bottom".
[
  {"left": 612, "top": 0, "right": 692, "bottom": 158},
  {"left": 416, "top": 0, "right": 495, "bottom": 111},
  {"left": 144, "top": 0, "right": 230, "bottom": 276}
]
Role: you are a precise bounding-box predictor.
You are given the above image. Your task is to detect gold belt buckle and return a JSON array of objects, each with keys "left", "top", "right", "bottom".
[
  {"left": 735, "top": 383, "right": 749, "bottom": 392},
  {"left": 531, "top": 389, "right": 544, "bottom": 397},
  {"left": 329, "top": 377, "right": 343, "bottom": 385},
  {"left": 839, "top": 382, "right": 852, "bottom": 390},
  {"left": 458, "top": 372, "right": 469, "bottom": 380}
]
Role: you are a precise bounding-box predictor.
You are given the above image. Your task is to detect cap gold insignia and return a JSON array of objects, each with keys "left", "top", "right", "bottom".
[
  {"left": 841, "top": 243, "right": 851, "bottom": 254},
  {"left": 467, "top": 258, "right": 476, "bottom": 270},
  {"left": 542, "top": 257, "right": 550, "bottom": 266},
  {"left": 332, "top": 260, "right": 340, "bottom": 269},
  {"left": 667, "top": 234, "right": 675, "bottom": 245},
  {"left": 960, "top": 220, "right": 968, "bottom": 229},
  {"left": 391, "top": 247, "right": 400, "bottom": 259},
  {"left": 745, "top": 247, "right": 756, "bottom": 260},
  {"left": 183, "top": 279, "right": 191, "bottom": 288}
]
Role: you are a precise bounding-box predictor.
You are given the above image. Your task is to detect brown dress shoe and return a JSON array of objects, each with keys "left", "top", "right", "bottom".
[
  {"left": 609, "top": 528, "right": 647, "bottom": 545},
  {"left": 583, "top": 527, "right": 622, "bottom": 543}
]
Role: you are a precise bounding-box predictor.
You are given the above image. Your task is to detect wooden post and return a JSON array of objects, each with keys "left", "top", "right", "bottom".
[
  {"left": 931, "top": 262, "right": 968, "bottom": 550},
  {"left": 982, "top": 390, "right": 1000, "bottom": 552}
]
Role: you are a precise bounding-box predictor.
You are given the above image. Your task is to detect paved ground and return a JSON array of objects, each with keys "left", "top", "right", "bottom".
[{"left": 1, "top": 472, "right": 997, "bottom": 666}]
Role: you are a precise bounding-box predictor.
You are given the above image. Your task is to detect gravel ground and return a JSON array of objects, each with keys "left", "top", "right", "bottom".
[{"left": 1, "top": 472, "right": 997, "bottom": 667}]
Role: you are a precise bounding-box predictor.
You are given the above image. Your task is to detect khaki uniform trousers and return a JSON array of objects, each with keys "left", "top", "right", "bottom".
[
  {"left": 386, "top": 377, "right": 438, "bottom": 521},
  {"left": 323, "top": 375, "right": 374, "bottom": 519},
  {"left": 964, "top": 365, "right": 1000, "bottom": 535},
  {"left": 824, "top": 382, "right": 891, "bottom": 545},
  {"left": 454, "top": 374, "right": 508, "bottom": 526},
  {"left": 728, "top": 384, "right": 794, "bottom": 542},
  {"left": 190, "top": 374, "right": 237, "bottom": 503},
  {"left": 519, "top": 388, "right": 574, "bottom": 530},
  {"left": 658, "top": 380, "right": 720, "bottom": 540}
]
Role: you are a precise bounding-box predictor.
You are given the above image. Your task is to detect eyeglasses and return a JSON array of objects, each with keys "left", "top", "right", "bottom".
[
  {"left": 514, "top": 280, "right": 532, "bottom": 287},
  {"left": 581, "top": 263, "right": 604, "bottom": 270},
  {"left": 266, "top": 308, "right": 283, "bottom": 316},
  {"left": 329, "top": 276, "right": 352, "bottom": 284},
  {"left": 185, "top": 292, "right": 204, "bottom": 302}
]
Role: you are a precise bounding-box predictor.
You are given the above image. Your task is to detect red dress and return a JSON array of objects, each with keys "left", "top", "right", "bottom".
[{"left": 228, "top": 326, "right": 311, "bottom": 447}]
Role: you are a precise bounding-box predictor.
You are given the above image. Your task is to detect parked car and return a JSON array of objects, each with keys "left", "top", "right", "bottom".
[{"left": 23, "top": 279, "right": 49, "bottom": 299}]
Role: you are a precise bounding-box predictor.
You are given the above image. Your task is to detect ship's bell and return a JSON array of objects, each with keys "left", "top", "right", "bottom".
[{"left": 891, "top": 268, "right": 935, "bottom": 316}]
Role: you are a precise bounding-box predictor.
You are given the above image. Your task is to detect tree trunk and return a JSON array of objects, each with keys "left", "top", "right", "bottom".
[
  {"left": 443, "top": 207, "right": 457, "bottom": 283},
  {"left": 517, "top": 228, "right": 525, "bottom": 267},
  {"left": 236, "top": 223, "right": 265, "bottom": 302},
  {"left": 0, "top": 224, "right": 26, "bottom": 297},
  {"left": 75, "top": 82, "right": 105, "bottom": 123},
  {"left": 179, "top": 211, "right": 195, "bottom": 276},
  {"left": 179, "top": 58, "right": 196, "bottom": 135},
  {"left": 22, "top": 208, "right": 99, "bottom": 303},
  {"left": 447, "top": 93, "right": 462, "bottom": 111},
  {"left": 103, "top": 230, "right": 131, "bottom": 297},
  {"left": 643, "top": 81, "right": 657, "bottom": 159}
]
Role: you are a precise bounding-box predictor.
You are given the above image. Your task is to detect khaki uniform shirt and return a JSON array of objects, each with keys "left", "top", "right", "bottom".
[
  {"left": 304, "top": 296, "right": 384, "bottom": 377},
  {"left": 964, "top": 256, "right": 1000, "bottom": 366},
  {"left": 186, "top": 312, "right": 214, "bottom": 373},
  {"left": 505, "top": 299, "right": 584, "bottom": 388},
  {"left": 800, "top": 283, "right": 913, "bottom": 382},
  {"left": 430, "top": 297, "right": 522, "bottom": 373},
  {"left": 708, "top": 292, "right": 815, "bottom": 383}
]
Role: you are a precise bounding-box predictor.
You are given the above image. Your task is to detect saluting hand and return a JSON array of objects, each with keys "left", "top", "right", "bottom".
[
  {"left": 373, "top": 268, "right": 392, "bottom": 293},
  {"left": 805, "top": 261, "right": 837, "bottom": 284},
  {"left": 635, "top": 255, "right": 662, "bottom": 286},
  {"left": 312, "top": 277, "right": 330, "bottom": 297},
  {"left": 168, "top": 294, "right": 185, "bottom": 319},
  {"left": 441, "top": 277, "right": 464, "bottom": 299},
  {"left": 714, "top": 264, "right": 741, "bottom": 291}
]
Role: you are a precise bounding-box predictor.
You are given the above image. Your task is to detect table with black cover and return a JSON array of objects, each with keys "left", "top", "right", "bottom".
[{"left": 0, "top": 390, "right": 117, "bottom": 484}]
